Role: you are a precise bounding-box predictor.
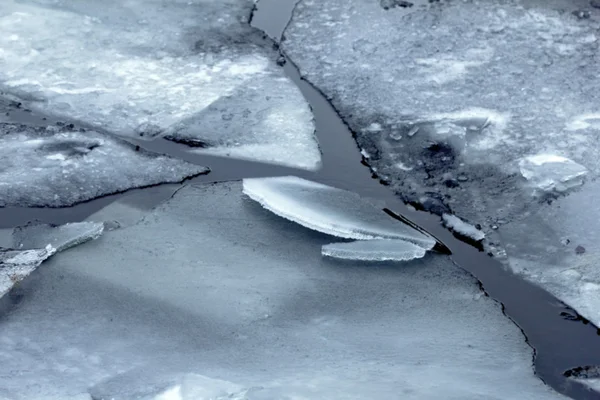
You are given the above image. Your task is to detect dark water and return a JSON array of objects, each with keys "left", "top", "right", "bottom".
[{"left": 1, "top": 1, "right": 600, "bottom": 399}]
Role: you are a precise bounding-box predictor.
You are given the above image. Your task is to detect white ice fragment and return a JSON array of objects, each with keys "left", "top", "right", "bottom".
[
  {"left": 0, "top": 245, "right": 56, "bottom": 298},
  {"left": 242, "top": 176, "right": 436, "bottom": 248},
  {"left": 322, "top": 239, "right": 427, "bottom": 261},
  {"left": 0, "top": 221, "right": 104, "bottom": 298},
  {"left": 12, "top": 221, "right": 104, "bottom": 252},
  {"left": 442, "top": 214, "right": 485, "bottom": 241},
  {"left": 566, "top": 113, "right": 600, "bottom": 131},
  {"left": 519, "top": 154, "right": 588, "bottom": 194}
]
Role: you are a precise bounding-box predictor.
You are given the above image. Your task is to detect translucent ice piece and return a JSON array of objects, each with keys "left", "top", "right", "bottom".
[
  {"left": 13, "top": 221, "right": 104, "bottom": 252},
  {"left": 519, "top": 154, "right": 588, "bottom": 195},
  {"left": 0, "top": 245, "right": 55, "bottom": 298},
  {"left": 243, "top": 176, "right": 436, "bottom": 248},
  {"left": 322, "top": 239, "right": 427, "bottom": 261}
]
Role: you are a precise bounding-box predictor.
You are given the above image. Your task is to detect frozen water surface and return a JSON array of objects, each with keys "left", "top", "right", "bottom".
[
  {"left": 283, "top": 0, "right": 600, "bottom": 222},
  {"left": 0, "top": 221, "right": 103, "bottom": 299},
  {"left": 0, "top": 0, "right": 321, "bottom": 169},
  {"left": 0, "top": 123, "right": 207, "bottom": 207},
  {"left": 283, "top": 0, "right": 600, "bottom": 328},
  {"left": 322, "top": 239, "right": 427, "bottom": 261},
  {"left": 243, "top": 176, "right": 436, "bottom": 248},
  {"left": 0, "top": 182, "right": 564, "bottom": 399}
]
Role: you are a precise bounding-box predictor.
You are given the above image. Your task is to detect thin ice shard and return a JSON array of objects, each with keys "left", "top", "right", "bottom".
[
  {"left": 322, "top": 239, "right": 427, "bottom": 261},
  {"left": 13, "top": 221, "right": 104, "bottom": 252},
  {"left": 0, "top": 0, "right": 321, "bottom": 169},
  {"left": 0, "top": 221, "right": 104, "bottom": 298},
  {"left": 243, "top": 176, "right": 435, "bottom": 248},
  {"left": 0, "top": 245, "right": 56, "bottom": 298}
]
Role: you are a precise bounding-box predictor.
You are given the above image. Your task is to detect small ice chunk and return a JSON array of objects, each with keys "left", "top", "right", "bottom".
[
  {"left": 0, "top": 245, "right": 56, "bottom": 298},
  {"left": 442, "top": 214, "right": 485, "bottom": 241},
  {"left": 519, "top": 154, "right": 588, "bottom": 194},
  {"left": 1, "top": 221, "right": 104, "bottom": 298},
  {"left": 13, "top": 221, "right": 104, "bottom": 252},
  {"left": 0, "top": 123, "right": 208, "bottom": 207},
  {"left": 322, "top": 239, "right": 427, "bottom": 261},
  {"left": 243, "top": 176, "right": 436, "bottom": 248}
]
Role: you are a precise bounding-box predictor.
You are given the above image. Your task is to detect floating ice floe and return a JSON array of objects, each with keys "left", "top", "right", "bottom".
[
  {"left": 322, "top": 239, "right": 427, "bottom": 261},
  {"left": 243, "top": 176, "right": 436, "bottom": 250},
  {"left": 518, "top": 154, "right": 588, "bottom": 195},
  {"left": 0, "top": 0, "right": 321, "bottom": 169},
  {"left": 0, "top": 123, "right": 207, "bottom": 207},
  {"left": 0, "top": 181, "right": 565, "bottom": 398},
  {"left": 0, "top": 221, "right": 103, "bottom": 298}
]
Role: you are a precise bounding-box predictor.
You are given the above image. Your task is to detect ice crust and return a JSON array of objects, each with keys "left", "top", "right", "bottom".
[
  {"left": 0, "top": 181, "right": 565, "bottom": 399},
  {"left": 0, "top": 221, "right": 103, "bottom": 298},
  {"left": 242, "top": 176, "right": 436, "bottom": 248},
  {"left": 0, "top": 0, "right": 321, "bottom": 169},
  {"left": 322, "top": 239, "right": 427, "bottom": 261},
  {"left": 0, "top": 123, "right": 208, "bottom": 207},
  {"left": 282, "top": 0, "right": 600, "bottom": 222},
  {"left": 283, "top": 0, "right": 600, "bottom": 325}
]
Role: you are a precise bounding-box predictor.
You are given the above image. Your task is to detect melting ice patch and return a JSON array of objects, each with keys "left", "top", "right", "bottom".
[
  {"left": 0, "top": 123, "right": 208, "bottom": 207},
  {"left": 0, "top": 221, "right": 103, "bottom": 298},
  {"left": 0, "top": 181, "right": 566, "bottom": 399},
  {"left": 322, "top": 239, "right": 427, "bottom": 261},
  {"left": 243, "top": 176, "right": 436, "bottom": 249},
  {"left": 0, "top": 0, "right": 321, "bottom": 169},
  {"left": 519, "top": 154, "right": 588, "bottom": 195}
]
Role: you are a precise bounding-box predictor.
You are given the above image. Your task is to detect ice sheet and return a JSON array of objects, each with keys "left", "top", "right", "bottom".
[
  {"left": 0, "top": 245, "right": 55, "bottom": 298},
  {"left": 243, "top": 176, "right": 436, "bottom": 248},
  {"left": 0, "top": 0, "right": 321, "bottom": 169},
  {"left": 282, "top": 0, "right": 600, "bottom": 224},
  {"left": 322, "top": 239, "right": 427, "bottom": 261},
  {"left": 0, "top": 123, "right": 207, "bottom": 207},
  {"left": 0, "top": 181, "right": 565, "bottom": 399}
]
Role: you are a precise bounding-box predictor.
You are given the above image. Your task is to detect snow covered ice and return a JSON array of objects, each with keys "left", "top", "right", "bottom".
[
  {"left": 282, "top": 0, "right": 600, "bottom": 223},
  {"left": 322, "top": 239, "right": 427, "bottom": 261},
  {"left": 243, "top": 176, "right": 436, "bottom": 248},
  {"left": 0, "top": 221, "right": 103, "bottom": 299},
  {"left": 0, "top": 181, "right": 565, "bottom": 399},
  {"left": 0, "top": 0, "right": 321, "bottom": 169},
  {"left": 0, "top": 123, "right": 207, "bottom": 207},
  {"left": 283, "top": 0, "right": 600, "bottom": 328}
]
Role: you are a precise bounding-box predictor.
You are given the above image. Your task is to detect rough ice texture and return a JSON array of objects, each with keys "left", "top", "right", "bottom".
[
  {"left": 322, "top": 239, "right": 427, "bottom": 261},
  {"left": 0, "top": 221, "right": 104, "bottom": 298},
  {"left": 518, "top": 154, "right": 588, "bottom": 195},
  {"left": 243, "top": 176, "right": 436, "bottom": 248},
  {"left": 0, "top": 123, "right": 208, "bottom": 207},
  {"left": 0, "top": 181, "right": 565, "bottom": 399},
  {"left": 442, "top": 214, "right": 485, "bottom": 242},
  {"left": 0, "top": 0, "right": 321, "bottom": 170},
  {"left": 282, "top": 0, "right": 600, "bottom": 223},
  {"left": 0, "top": 245, "right": 55, "bottom": 298},
  {"left": 13, "top": 222, "right": 104, "bottom": 252},
  {"left": 498, "top": 179, "right": 600, "bottom": 327}
]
